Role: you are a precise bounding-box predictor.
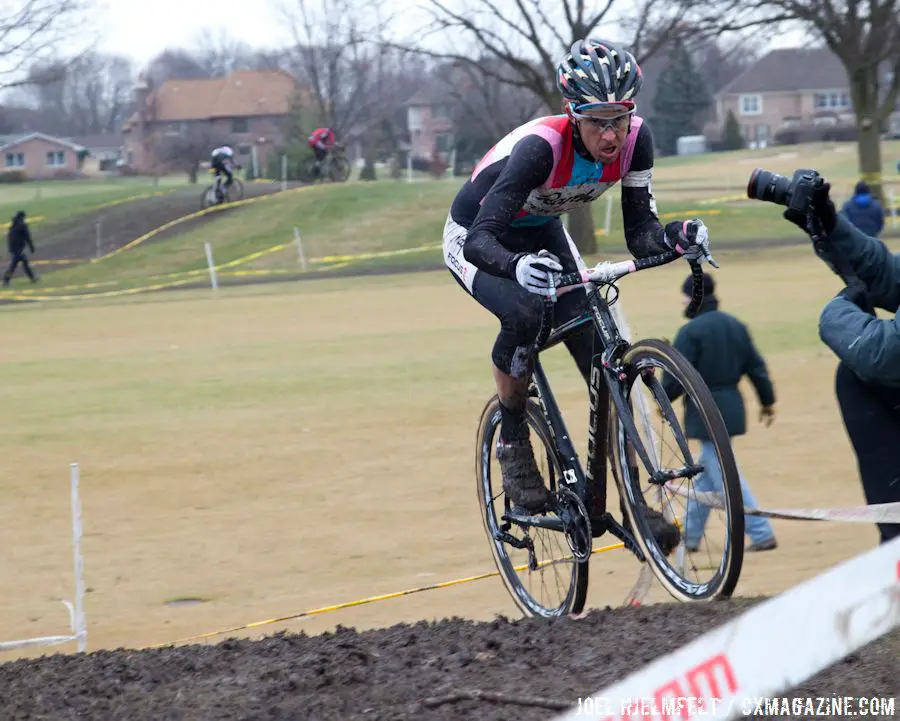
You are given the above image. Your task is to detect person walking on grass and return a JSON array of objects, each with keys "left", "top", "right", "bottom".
[
  {"left": 663, "top": 272, "right": 778, "bottom": 553},
  {"left": 3, "top": 211, "right": 38, "bottom": 287}
]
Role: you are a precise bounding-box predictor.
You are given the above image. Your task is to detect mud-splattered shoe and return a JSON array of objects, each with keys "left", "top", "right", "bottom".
[
  {"left": 496, "top": 438, "right": 550, "bottom": 513},
  {"left": 624, "top": 506, "right": 681, "bottom": 555}
]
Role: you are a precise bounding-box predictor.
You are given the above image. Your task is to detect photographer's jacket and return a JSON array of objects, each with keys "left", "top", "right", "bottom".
[{"left": 819, "top": 216, "right": 900, "bottom": 387}]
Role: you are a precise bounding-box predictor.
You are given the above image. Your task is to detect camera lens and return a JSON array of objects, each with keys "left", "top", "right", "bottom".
[{"left": 747, "top": 168, "right": 792, "bottom": 206}]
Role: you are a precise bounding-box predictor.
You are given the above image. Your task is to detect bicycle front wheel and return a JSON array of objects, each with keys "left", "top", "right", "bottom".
[
  {"left": 476, "top": 396, "right": 589, "bottom": 618},
  {"left": 330, "top": 156, "right": 351, "bottom": 182},
  {"left": 609, "top": 339, "right": 744, "bottom": 601},
  {"left": 228, "top": 178, "right": 245, "bottom": 201}
]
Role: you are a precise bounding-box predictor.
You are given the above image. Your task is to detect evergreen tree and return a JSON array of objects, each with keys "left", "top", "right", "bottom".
[
  {"left": 649, "top": 40, "right": 712, "bottom": 156},
  {"left": 722, "top": 109, "right": 745, "bottom": 150}
]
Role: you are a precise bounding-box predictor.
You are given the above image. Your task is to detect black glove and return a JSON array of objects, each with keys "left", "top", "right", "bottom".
[
  {"left": 837, "top": 281, "right": 874, "bottom": 316},
  {"left": 783, "top": 181, "right": 837, "bottom": 237}
]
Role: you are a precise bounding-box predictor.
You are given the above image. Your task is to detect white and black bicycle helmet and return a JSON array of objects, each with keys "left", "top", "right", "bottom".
[{"left": 556, "top": 38, "right": 643, "bottom": 108}]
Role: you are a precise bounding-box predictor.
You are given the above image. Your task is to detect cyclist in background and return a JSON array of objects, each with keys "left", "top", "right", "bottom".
[{"left": 210, "top": 145, "right": 238, "bottom": 201}]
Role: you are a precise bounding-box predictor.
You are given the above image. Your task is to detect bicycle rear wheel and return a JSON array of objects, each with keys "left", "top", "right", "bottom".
[
  {"left": 609, "top": 339, "right": 744, "bottom": 601},
  {"left": 476, "top": 396, "right": 589, "bottom": 617}
]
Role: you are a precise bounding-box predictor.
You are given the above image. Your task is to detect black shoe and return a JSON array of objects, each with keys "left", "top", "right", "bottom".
[{"left": 496, "top": 438, "right": 550, "bottom": 513}]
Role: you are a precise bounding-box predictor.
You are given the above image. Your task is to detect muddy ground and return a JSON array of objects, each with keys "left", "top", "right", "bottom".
[{"left": 0, "top": 599, "right": 895, "bottom": 720}]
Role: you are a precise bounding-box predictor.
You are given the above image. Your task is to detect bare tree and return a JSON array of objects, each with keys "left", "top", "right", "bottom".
[
  {"left": 21, "top": 52, "right": 134, "bottom": 135},
  {"left": 278, "top": 0, "right": 395, "bottom": 137},
  {"left": 400, "top": 0, "right": 753, "bottom": 251},
  {"left": 731, "top": 2, "right": 900, "bottom": 202},
  {"left": 144, "top": 48, "right": 208, "bottom": 88},
  {"left": 0, "top": 0, "right": 94, "bottom": 89}
]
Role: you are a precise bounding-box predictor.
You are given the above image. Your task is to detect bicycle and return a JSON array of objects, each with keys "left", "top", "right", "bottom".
[
  {"left": 300, "top": 144, "right": 352, "bottom": 183},
  {"left": 202, "top": 168, "right": 245, "bottom": 209},
  {"left": 475, "top": 252, "right": 745, "bottom": 618}
]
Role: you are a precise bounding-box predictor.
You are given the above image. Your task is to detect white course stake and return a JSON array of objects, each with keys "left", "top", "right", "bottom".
[
  {"left": 204, "top": 242, "right": 218, "bottom": 291},
  {"left": 604, "top": 193, "right": 613, "bottom": 236},
  {"left": 0, "top": 462, "right": 87, "bottom": 654},
  {"left": 294, "top": 227, "right": 308, "bottom": 271},
  {"left": 281, "top": 154, "right": 287, "bottom": 192}
]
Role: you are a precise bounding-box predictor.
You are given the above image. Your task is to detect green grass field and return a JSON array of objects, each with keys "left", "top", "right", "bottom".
[{"left": 5, "top": 139, "right": 900, "bottom": 299}]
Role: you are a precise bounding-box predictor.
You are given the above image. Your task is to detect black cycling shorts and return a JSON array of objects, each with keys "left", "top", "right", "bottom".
[{"left": 443, "top": 213, "right": 597, "bottom": 382}]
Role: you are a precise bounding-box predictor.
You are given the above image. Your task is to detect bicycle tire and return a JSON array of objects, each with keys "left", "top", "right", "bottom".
[
  {"left": 229, "top": 178, "right": 245, "bottom": 201},
  {"left": 475, "top": 396, "right": 589, "bottom": 618},
  {"left": 609, "top": 338, "right": 744, "bottom": 601},
  {"left": 330, "top": 156, "right": 351, "bottom": 182},
  {"left": 201, "top": 184, "right": 217, "bottom": 209}
]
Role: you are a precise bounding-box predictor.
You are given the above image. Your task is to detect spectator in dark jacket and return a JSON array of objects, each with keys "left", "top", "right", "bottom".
[
  {"left": 791, "top": 180, "right": 900, "bottom": 543},
  {"left": 4, "top": 210, "right": 37, "bottom": 286},
  {"left": 664, "top": 272, "right": 778, "bottom": 553},
  {"left": 840, "top": 181, "right": 884, "bottom": 238}
]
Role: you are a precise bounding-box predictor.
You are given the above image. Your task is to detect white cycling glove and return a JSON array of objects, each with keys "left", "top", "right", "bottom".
[
  {"left": 664, "top": 219, "right": 718, "bottom": 268},
  {"left": 514, "top": 250, "right": 562, "bottom": 297}
]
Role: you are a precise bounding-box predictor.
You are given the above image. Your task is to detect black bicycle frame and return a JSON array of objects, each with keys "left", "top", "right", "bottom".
[{"left": 526, "top": 286, "right": 650, "bottom": 555}]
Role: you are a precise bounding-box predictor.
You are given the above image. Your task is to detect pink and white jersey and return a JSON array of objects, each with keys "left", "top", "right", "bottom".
[{"left": 469, "top": 114, "right": 646, "bottom": 226}]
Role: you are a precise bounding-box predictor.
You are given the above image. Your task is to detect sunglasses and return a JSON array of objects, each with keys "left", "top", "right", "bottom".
[{"left": 569, "top": 102, "right": 635, "bottom": 132}]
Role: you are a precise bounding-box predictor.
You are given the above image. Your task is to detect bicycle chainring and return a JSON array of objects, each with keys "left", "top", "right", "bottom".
[{"left": 554, "top": 486, "right": 592, "bottom": 563}]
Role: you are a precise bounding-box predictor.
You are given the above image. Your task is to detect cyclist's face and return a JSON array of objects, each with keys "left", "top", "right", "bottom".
[{"left": 576, "top": 113, "right": 630, "bottom": 163}]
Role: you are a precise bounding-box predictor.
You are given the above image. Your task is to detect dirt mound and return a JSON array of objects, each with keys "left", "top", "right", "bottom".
[
  {"left": 0, "top": 599, "right": 895, "bottom": 720},
  {"left": 35, "top": 181, "right": 295, "bottom": 265}
]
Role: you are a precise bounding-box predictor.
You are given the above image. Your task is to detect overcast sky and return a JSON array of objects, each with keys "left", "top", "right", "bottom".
[
  {"left": 99, "top": 0, "right": 292, "bottom": 65},
  {"left": 96, "top": 0, "right": 808, "bottom": 70}
]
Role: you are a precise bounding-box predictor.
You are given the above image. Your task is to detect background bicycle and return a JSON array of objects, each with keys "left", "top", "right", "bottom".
[
  {"left": 299, "top": 144, "right": 352, "bottom": 183},
  {"left": 201, "top": 169, "right": 245, "bottom": 209}
]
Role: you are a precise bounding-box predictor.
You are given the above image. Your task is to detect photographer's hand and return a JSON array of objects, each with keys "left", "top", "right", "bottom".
[{"left": 836, "top": 281, "right": 875, "bottom": 316}]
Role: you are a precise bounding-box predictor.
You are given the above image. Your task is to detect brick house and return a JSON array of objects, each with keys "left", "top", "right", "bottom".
[
  {"left": 405, "top": 83, "right": 456, "bottom": 164},
  {"left": 708, "top": 47, "right": 900, "bottom": 147},
  {"left": 122, "top": 69, "right": 302, "bottom": 174},
  {"left": 0, "top": 132, "right": 85, "bottom": 179}
]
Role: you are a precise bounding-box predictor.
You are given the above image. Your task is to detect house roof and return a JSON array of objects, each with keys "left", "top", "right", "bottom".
[
  {"left": 123, "top": 69, "right": 299, "bottom": 129},
  {"left": 404, "top": 81, "right": 456, "bottom": 107},
  {"left": 719, "top": 47, "right": 848, "bottom": 96},
  {"left": 66, "top": 134, "right": 123, "bottom": 149},
  {"left": 0, "top": 132, "right": 85, "bottom": 153}
]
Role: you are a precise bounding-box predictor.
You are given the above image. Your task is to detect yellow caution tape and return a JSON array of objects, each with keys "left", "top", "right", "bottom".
[{"left": 145, "top": 542, "right": 626, "bottom": 649}]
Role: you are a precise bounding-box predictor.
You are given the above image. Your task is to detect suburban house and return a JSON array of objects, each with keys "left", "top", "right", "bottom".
[
  {"left": 405, "top": 83, "right": 456, "bottom": 165},
  {"left": 67, "top": 134, "right": 124, "bottom": 173},
  {"left": 708, "top": 47, "right": 900, "bottom": 147},
  {"left": 0, "top": 132, "right": 85, "bottom": 179},
  {"left": 122, "top": 69, "right": 301, "bottom": 174}
]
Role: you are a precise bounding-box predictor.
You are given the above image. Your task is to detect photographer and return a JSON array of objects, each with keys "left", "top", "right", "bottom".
[{"left": 751, "top": 169, "right": 899, "bottom": 544}]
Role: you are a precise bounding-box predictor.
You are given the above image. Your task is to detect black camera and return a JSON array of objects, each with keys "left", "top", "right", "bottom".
[{"left": 747, "top": 167, "right": 824, "bottom": 214}]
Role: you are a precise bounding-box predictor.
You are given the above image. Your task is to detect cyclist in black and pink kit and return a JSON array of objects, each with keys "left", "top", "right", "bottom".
[{"left": 444, "top": 38, "right": 714, "bottom": 544}]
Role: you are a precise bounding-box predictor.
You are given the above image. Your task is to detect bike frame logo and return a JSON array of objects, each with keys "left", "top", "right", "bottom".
[{"left": 586, "top": 365, "right": 604, "bottom": 484}]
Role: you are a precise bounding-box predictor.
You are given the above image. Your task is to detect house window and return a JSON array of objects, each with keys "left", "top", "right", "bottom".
[
  {"left": 46, "top": 151, "right": 65, "bottom": 167},
  {"left": 231, "top": 118, "right": 249, "bottom": 133},
  {"left": 435, "top": 133, "right": 453, "bottom": 153},
  {"left": 432, "top": 104, "right": 450, "bottom": 119},
  {"left": 814, "top": 92, "right": 851, "bottom": 109},
  {"left": 739, "top": 94, "right": 762, "bottom": 115},
  {"left": 237, "top": 145, "right": 251, "bottom": 156},
  {"left": 5, "top": 152, "right": 24, "bottom": 168}
]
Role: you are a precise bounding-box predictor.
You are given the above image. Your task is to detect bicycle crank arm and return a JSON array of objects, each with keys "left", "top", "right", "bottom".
[
  {"left": 649, "top": 463, "right": 704, "bottom": 485},
  {"left": 502, "top": 509, "right": 566, "bottom": 533},
  {"left": 598, "top": 512, "right": 647, "bottom": 563}
]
